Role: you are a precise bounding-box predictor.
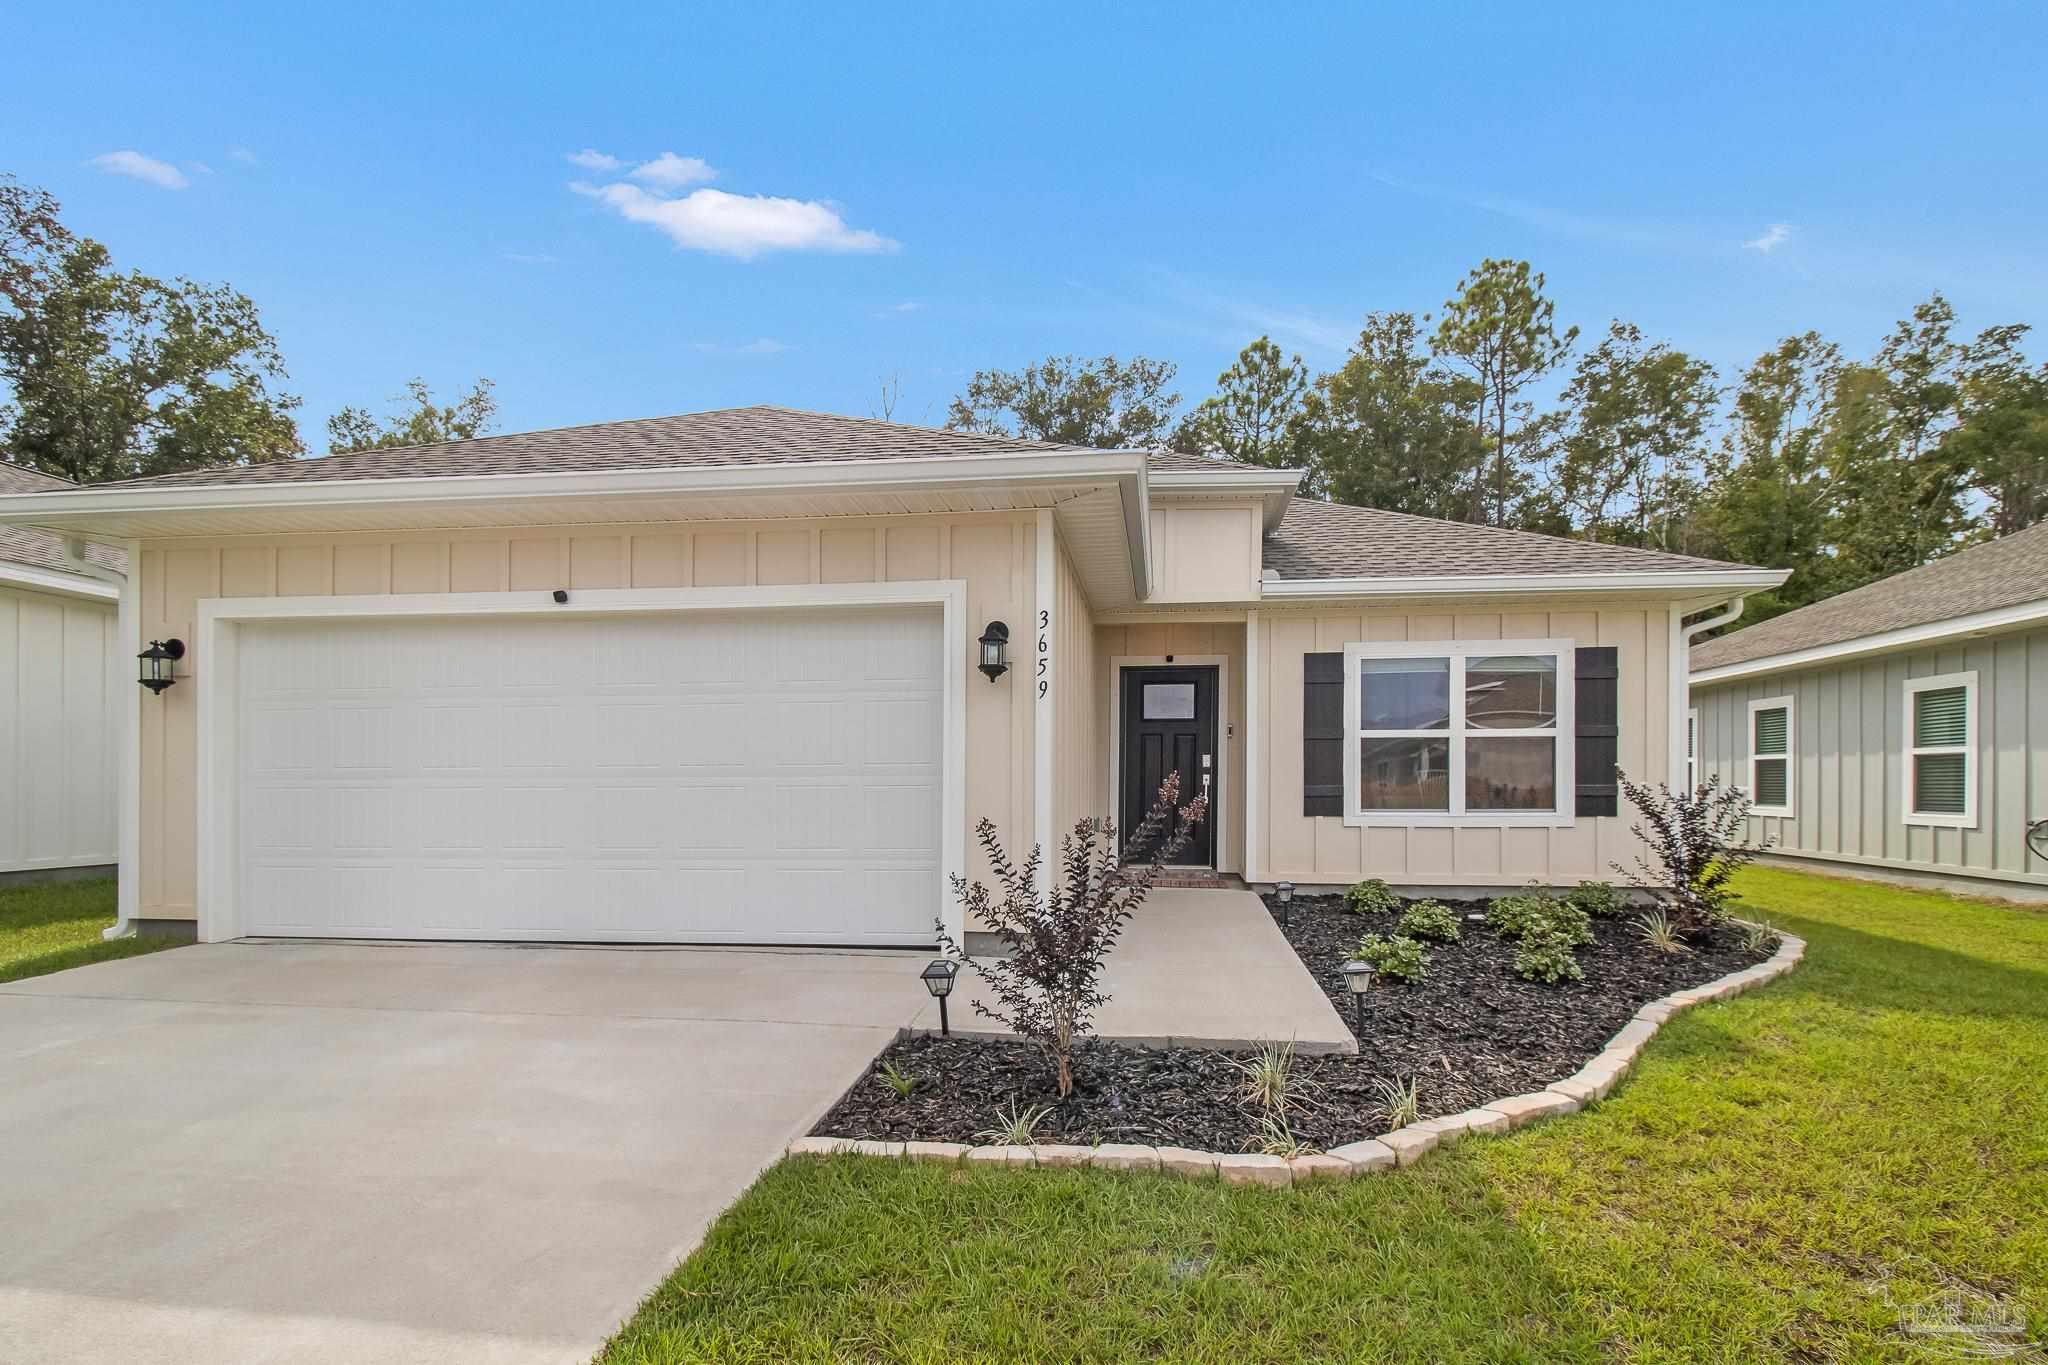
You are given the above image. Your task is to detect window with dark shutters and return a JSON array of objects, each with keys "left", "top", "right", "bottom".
[
  {"left": 1303, "top": 652, "right": 1344, "bottom": 816},
  {"left": 1573, "top": 646, "right": 1619, "bottom": 817}
]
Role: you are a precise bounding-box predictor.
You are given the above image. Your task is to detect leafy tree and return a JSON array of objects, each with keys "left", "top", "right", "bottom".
[
  {"left": 1290, "top": 311, "right": 1483, "bottom": 518},
  {"left": 1170, "top": 336, "right": 1308, "bottom": 468},
  {"left": 1947, "top": 324, "right": 2048, "bottom": 536},
  {"left": 1431, "top": 259, "right": 1577, "bottom": 526},
  {"left": 328, "top": 377, "right": 499, "bottom": 453},
  {"left": 946, "top": 354, "right": 1180, "bottom": 449},
  {"left": 1692, "top": 334, "right": 1842, "bottom": 620},
  {"left": 1554, "top": 322, "right": 1718, "bottom": 549},
  {"left": 0, "top": 175, "right": 302, "bottom": 484}
]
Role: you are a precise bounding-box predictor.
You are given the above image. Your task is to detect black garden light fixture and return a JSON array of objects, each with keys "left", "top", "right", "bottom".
[
  {"left": 976, "top": 620, "right": 1010, "bottom": 682},
  {"left": 1339, "top": 958, "right": 1375, "bottom": 1033},
  {"left": 1275, "top": 881, "right": 1294, "bottom": 928},
  {"left": 921, "top": 957, "right": 961, "bottom": 1034},
  {"left": 137, "top": 638, "right": 185, "bottom": 695}
]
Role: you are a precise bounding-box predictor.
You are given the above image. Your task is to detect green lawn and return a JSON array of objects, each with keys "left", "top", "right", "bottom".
[
  {"left": 599, "top": 867, "right": 2048, "bottom": 1364},
  {"left": 0, "top": 877, "right": 175, "bottom": 984}
]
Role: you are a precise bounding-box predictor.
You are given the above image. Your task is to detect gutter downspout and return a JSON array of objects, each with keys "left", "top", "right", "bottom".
[
  {"left": 1671, "top": 595, "right": 1747, "bottom": 794},
  {"left": 63, "top": 537, "right": 139, "bottom": 942}
]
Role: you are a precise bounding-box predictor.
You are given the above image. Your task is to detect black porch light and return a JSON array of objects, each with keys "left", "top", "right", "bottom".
[
  {"left": 138, "top": 638, "right": 185, "bottom": 695},
  {"left": 976, "top": 620, "right": 1010, "bottom": 682},
  {"left": 921, "top": 957, "right": 961, "bottom": 1035},
  {"left": 1339, "top": 958, "right": 1375, "bottom": 1034},
  {"left": 1275, "top": 881, "right": 1294, "bottom": 928}
]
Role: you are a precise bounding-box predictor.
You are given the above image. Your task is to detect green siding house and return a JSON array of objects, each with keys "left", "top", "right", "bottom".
[{"left": 1690, "top": 522, "right": 2048, "bottom": 901}]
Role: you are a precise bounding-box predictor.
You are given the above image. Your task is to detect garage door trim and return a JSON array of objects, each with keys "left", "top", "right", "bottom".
[{"left": 196, "top": 581, "right": 968, "bottom": 945}]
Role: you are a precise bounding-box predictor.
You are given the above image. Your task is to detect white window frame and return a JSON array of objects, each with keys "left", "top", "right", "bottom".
[
  {"left": 1903, "top": 671, "right": 1978, "bottom": 830},
  {"left": 1341, "top": 638, "right": 1575, "bottom": 828},
  {"left": 1686, "top": 706, "right": 1700, "bottom": 793},
  {"left": 1746, "top": 694, "right": 1795, "bottom": 817}
]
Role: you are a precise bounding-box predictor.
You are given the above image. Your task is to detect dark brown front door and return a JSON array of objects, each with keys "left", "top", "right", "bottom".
[{"left": 1119, "top": 666, "right": 1218, "bottom": 867}]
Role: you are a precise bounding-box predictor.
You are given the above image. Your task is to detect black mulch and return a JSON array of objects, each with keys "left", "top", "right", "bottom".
[{"left": 812, "top": 893, "right": 1770, "bottom": 1152}]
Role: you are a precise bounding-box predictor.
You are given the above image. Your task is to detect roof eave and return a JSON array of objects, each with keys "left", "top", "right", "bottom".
[
  {"left": 1262, "top": 567, "right": 1788, "bottom": 602},
  {"left": 0, "top": 559, "right": 119, "bottom": 602},
  {"left": 1690, "top": 595, "right": 2048, "bottom": 684},
  {"left": 1149, "top": 466, "right": 1303, "bottom": 529}
]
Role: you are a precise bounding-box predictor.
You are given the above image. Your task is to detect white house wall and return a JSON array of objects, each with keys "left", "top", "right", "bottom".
[{"left": 0, "top": 584, "right": 118, "bottom": 873}]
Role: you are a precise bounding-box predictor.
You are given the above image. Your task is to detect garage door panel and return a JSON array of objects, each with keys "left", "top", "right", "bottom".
[{"left": 238, "top": 608, "right": 942, "bottom": 943}]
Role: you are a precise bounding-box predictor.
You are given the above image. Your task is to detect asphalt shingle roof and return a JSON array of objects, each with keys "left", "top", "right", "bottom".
[
  {"left": 1691, "top": 521, "right": 2048, "bottom": 671},
  {"left": 1262, "top": 497, "right": 1758, "bottom": 580},
  {"left": 0, "top": 463, "right": 124, "bottom": 577},
  {"left": 84, "top": 405, "right": 1226, "bottom": 490}
]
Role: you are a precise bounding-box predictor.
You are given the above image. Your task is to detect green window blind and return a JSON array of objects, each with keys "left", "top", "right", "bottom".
[
  {"left": 1753, "top": 758, "right": 1788, "bottom": 808},
  {"left": 1752, "top": 706, "right": 1788, "bottom": 756},
  {"left": 1913, "top": 753, "right": 1968, "bottom": 815},
  {"left": 1913, "top": 686, "right": 1969, "bottom": 749}
]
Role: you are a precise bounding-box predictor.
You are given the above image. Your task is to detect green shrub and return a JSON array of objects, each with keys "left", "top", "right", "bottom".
[
  {"left": 1567, "top": 880, "right": 1626, "bottom": 919},
  {"left": 1513, "top": 921, "right": 1588, "bottom": 983},
  {"left": 1487, "top": 891, "right": 1592, "bottom": 947},
  {"left": 1345, "top": 878, "right": 1400, "bottom": 915},
  {"left": 1355, "top": 932, "right": 1430, "bottom": 983},
  {"left": 1398, "top": 898, "right": 1461, "bottom": 942}
]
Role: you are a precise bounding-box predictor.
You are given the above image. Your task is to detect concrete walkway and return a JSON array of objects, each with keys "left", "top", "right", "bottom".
[
  {"left": 914, "top": 888, "right": 1354, "bottom": 1053},
  {"left": 0, "top": 942, "right": 928, "bottom": 1365}
]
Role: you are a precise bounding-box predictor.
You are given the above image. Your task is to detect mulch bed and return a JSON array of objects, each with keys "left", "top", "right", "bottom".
[{"left": 812, "top": 892, "right": 1769, "bottom": 1152}]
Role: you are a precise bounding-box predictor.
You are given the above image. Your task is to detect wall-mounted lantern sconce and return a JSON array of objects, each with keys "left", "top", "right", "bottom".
[
  {"left": 921, "top": 957, "right": 961, "bottom": 1034},
  {"left": 977, "top": 620, "right": 1011, "bottom": 682},
  {"left": 138, "top": 638, "right": 185, "bottom": 695}
]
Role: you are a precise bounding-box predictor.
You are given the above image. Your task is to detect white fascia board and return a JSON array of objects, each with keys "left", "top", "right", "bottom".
[
  {"left": 1149, "top": 466, "right": 1304, "bottom": 530},
  {"left": 0, "top": 560, "right": 119, "bottom": 601},
  {"left": 1260, "top": 567, "right": 1789, "bottom": 601},
  {"left": 0, "top": 449, "right": 1152, "bottom": 529},
  {"left": 1690, "top": 596, "right": 2048, "bottom": 685}
]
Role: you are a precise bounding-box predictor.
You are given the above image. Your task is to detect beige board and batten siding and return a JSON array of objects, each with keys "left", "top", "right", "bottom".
[
  {"left": 1147, "top": 501, "right": 1263, "bottom": 604},
  {"left": 1254, "top": 604, "right": 1677, "bottom": 887},
  {"left": 0, "top": 585, "right": 118, "bottom": 873},
  {"left": 1093, "top": 620, "right": 1247, "bottom": 875},
  {"left": 1051, "top": 537, "right": 1099, "bottom": 844},
  {"left": 1694, "top": 626, "right": 2048, "bottom": 887},
  {"left": 134, "top": 512, "right": 1040, "bottom": 922}
]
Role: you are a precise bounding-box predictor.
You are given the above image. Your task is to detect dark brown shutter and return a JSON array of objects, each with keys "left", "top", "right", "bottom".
[
  {"left": 1574, "top": 646, "right": 1619, "bottom": 817},
  {"left": 1303, "top": 652, "right": 1345, "bottom": 817}
]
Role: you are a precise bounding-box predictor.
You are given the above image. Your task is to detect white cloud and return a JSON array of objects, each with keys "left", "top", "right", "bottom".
[
  {"left": 1745, "top": 223, "right": 1793, "bottom": 253},
  {"left": 185, "top": 161, "right": 215, "bottom": 177},
  {"left": 690, "top": 337, "right": 789, "bottom": 355},
  {"left": 629, "top": 152, "right": 717, "bottom": 190},
  {"left": 574, "top": 180, "right": 896, "bottom": 260},
  {"left": 566, "top": 148, "right": 624, "bottom": 172},
  {"left": 228, "top": 146, "right": 259, "bottom": 165},
  {"left": 879, "top": 300, "right": 923, "bottom": 316},
  {"left": 89, "top": 150, "right": 189, "bottom": 190}
]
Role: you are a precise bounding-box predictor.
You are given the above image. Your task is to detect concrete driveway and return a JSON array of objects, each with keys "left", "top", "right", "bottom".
[{"left": 0, "top": 941, "right": 922, "bottom": 1365}]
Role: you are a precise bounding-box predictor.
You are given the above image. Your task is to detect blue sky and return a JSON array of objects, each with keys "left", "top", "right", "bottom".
[{"left": 6, "top": 2, "right": 2045, "bottom": 448}]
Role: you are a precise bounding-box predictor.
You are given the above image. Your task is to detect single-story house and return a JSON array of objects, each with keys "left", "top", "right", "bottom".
[
  {"left": 0, "top": 462, "right": 125, "bottom": 884},
  {"left": 1691, "top": 520, "right": 2048, "bottom": 901},
  {"left": 0, "top": 407, "right": 1782, "bottom": 945}
]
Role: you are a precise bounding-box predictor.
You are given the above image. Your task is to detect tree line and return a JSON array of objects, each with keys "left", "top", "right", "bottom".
[
  {"left": 948, "top": 260, "right": 2047, "bottom": 623},
  {"left": 0, "top": 174, "right": 495, "bottom": 482},
  {"left": 7, "top": 172, "right": 2042, "bottom": 625}
]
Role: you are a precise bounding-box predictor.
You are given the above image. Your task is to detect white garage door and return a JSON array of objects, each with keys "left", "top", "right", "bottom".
[{"left": 235, "top": 607, "right": 944, "bottom": 944}]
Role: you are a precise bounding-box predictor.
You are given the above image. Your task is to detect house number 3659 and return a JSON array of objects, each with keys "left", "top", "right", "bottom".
[{"left": 1036, "top": 609, "right": 1050, "bottom": 700}]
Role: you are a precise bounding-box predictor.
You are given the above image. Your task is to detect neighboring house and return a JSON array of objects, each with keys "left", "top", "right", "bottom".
[
  {"left": 0, "top": 407, "right": 1779, "bottom": 944},
  {"left": 0, "top": 462, "right": 124, "bottom": 883},
  {"left": 1691, "top": 522, "right": 2048, "bottom": 901}
]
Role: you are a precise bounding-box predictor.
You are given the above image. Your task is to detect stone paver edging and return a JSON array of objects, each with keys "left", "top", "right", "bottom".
[{"left": 787, "top": 931, "right": 1806, "bottom": 1188}]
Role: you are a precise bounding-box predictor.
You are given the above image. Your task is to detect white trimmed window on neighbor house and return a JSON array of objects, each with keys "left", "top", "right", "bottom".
[
  {"left": 1342, "top": 640, "right": 1574, "bottom": 826},
  {"left": 1905, "top": 671, "right": 1977, "bottom": 828},
  {"left": 1748, "top": 695, "right": 1794, "bottom": 816}
]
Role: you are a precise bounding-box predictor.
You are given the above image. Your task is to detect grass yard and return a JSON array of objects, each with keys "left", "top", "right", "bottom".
[
  {"left": 0, "top": 877, "right": 174, "bottom": 984},
  {"left": 599, "top": 867, "right": 2048, "bottom": 1364}
]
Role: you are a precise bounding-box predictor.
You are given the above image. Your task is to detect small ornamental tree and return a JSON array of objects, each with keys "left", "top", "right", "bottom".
[
  {"left": 936, "top": 772, "right": 1208, "bottom": 1099},
  {"left": 1614, "top": 770, "right": 1768, "bottom": 937}
]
